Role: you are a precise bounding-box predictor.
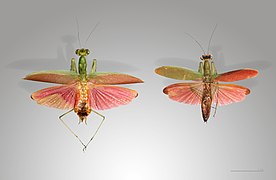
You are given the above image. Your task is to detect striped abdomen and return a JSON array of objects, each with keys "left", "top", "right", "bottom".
[
  {"left": 74, "top": 81, "right": 91, "bottom": 122},
  {"left": 201, "top": 83, "right": 212, "bottom": 122}
]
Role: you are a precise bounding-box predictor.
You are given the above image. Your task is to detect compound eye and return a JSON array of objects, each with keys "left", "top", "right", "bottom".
[
  {"left": 75, "top": 49, "right": 80, "bottom": 55},
  {"left": 86, "top": 49, "right": 90, "bottom": 55}
]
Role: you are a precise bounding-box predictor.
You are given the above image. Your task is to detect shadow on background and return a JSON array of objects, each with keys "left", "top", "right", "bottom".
[
  {"left": 9, "top": 35, "right": 141, "bottom": 93},
  {"left": 8, "top": 35, "right": 140, "bottom": 72},
  {"left": 6, "top": 35, "right": 77, "bottom": 71}
]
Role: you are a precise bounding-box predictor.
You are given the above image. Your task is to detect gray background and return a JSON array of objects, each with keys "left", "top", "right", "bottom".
[{"left": 0, "top": 0, "right": 275, "bottom": 179}]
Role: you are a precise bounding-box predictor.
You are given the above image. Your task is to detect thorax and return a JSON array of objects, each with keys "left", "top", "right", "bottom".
[{"left": 202, "top": 60, "right": 214, "bottom": 83}]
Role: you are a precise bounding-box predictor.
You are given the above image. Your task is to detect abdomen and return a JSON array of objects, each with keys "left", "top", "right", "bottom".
[
  {"left": 201, "top": 83, "right": 212, "bottom": 122},
  {"left": 74, "top": 81, "right": 92, "bottom": 122}
]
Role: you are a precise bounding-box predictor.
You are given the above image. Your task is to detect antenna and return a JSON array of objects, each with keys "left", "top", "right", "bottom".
[
  {"left": 75, "top": 17, "right": 82, "bottom": 48},
  {"left": 207, "top": 24, "right": 218, "bottom": 54},
  {"left": 84, "top": 22, "right": 101, "bottom": 47},
  {"left": 185, "top": 32, "right": 206, "bottom": 55}
]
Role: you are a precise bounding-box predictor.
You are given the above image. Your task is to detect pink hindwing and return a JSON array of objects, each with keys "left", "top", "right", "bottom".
[
  {"left": 31, "top": 83, "right": 77, "bottom": 109},
  {"left": 88, "top": 84, "right": 138, "bottom": 110},
  {"left": 212, "top": 84, "right": 250, "bottom": 106},
  {"left": 163, "top": 83, "right": 203, "bottom": 105}
]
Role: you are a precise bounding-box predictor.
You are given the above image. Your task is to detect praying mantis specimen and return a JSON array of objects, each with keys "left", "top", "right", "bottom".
[
  {"left": 24, "top": 24, "right": 143, "bottom": 151},
  {"left": 155, "top": 26, "right": 258, "bottom": 122}
]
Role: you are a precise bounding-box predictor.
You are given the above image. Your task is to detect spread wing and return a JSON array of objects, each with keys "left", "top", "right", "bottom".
[
  {"left": 31, "top": 83, "right": 77, "bottom": 109},
  {"left": 163, "top": 82, "right": 251, "bottom": 106},
  {"left": 88, "top": 85, "right": 138, "bottom": 110},
  {"left": 88, "top": 72, "right": 143, "bottom": 85},
  {"left": 214, "top": 69, "right": 258, "bottom": 82},
  {"left": 212, "top": 84, "right": 250, "bottom": 106},
  {"left": 155, "top": 66, "right": 203, "bottom": 80},
  {"left": 163, "top": 82, "right": 203, "bottom": 105},
  {"left": 24, "top": 70, "right": 78, "bottom": 84}
]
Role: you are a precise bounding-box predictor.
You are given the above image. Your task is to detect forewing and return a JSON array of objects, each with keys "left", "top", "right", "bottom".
[
  {"left": 212, "top": 84, "right": 250, "bottom": 106},
  {"left": 88, "top": 72, "right": 143, "bottom": 85},
  {"left": 163, "top": 83, "right": 203, "bottom": 105},
  {"left": 24, "top": 70, "right": 78, "bottom": 84},
  {"left": 155, "top": 66, "right": 203, "bottom": 80},
  {"left": 215, "top": 69, "right": 258, "bottom": 82},
  {"left": 31, "top": 83, "right": 77, "bottom": 109},
  {"left": 88, "top": 84, "right": 138, "bottom": 110}
]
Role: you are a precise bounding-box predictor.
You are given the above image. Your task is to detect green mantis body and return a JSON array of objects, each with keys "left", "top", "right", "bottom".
[
  {"left": 24, "top": 48, "right": 143, "bottom": 150},
  {"left": 156, "top": 52, "right": 258, "bottom": 122},
  {"left": 198, "top": 54, "right": 218, "bottom": 121}
]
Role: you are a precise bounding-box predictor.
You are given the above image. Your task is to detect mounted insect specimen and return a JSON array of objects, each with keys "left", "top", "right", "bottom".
[
  {"left": 24, "top": 22, "right": 143, "bottom": 151},
  {"left": 155, "top": 26, "right": 258, "bottom": 122}
]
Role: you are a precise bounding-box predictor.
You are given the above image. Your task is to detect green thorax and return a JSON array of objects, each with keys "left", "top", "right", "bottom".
[
  {"left": 75, "top": 48, "right": 90, "bottom": 80},
  {"left": 199, "top": 54, "right": 217, "bottom": 82},
  {"left": 78, "top": 56, "right": 87, "bottom": 79},
  {"left": 70, "top": 48, "right": 97, "bottom": 81},
  {"left": 203, "top": 60, "right": 211, "bottom": 76}
]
